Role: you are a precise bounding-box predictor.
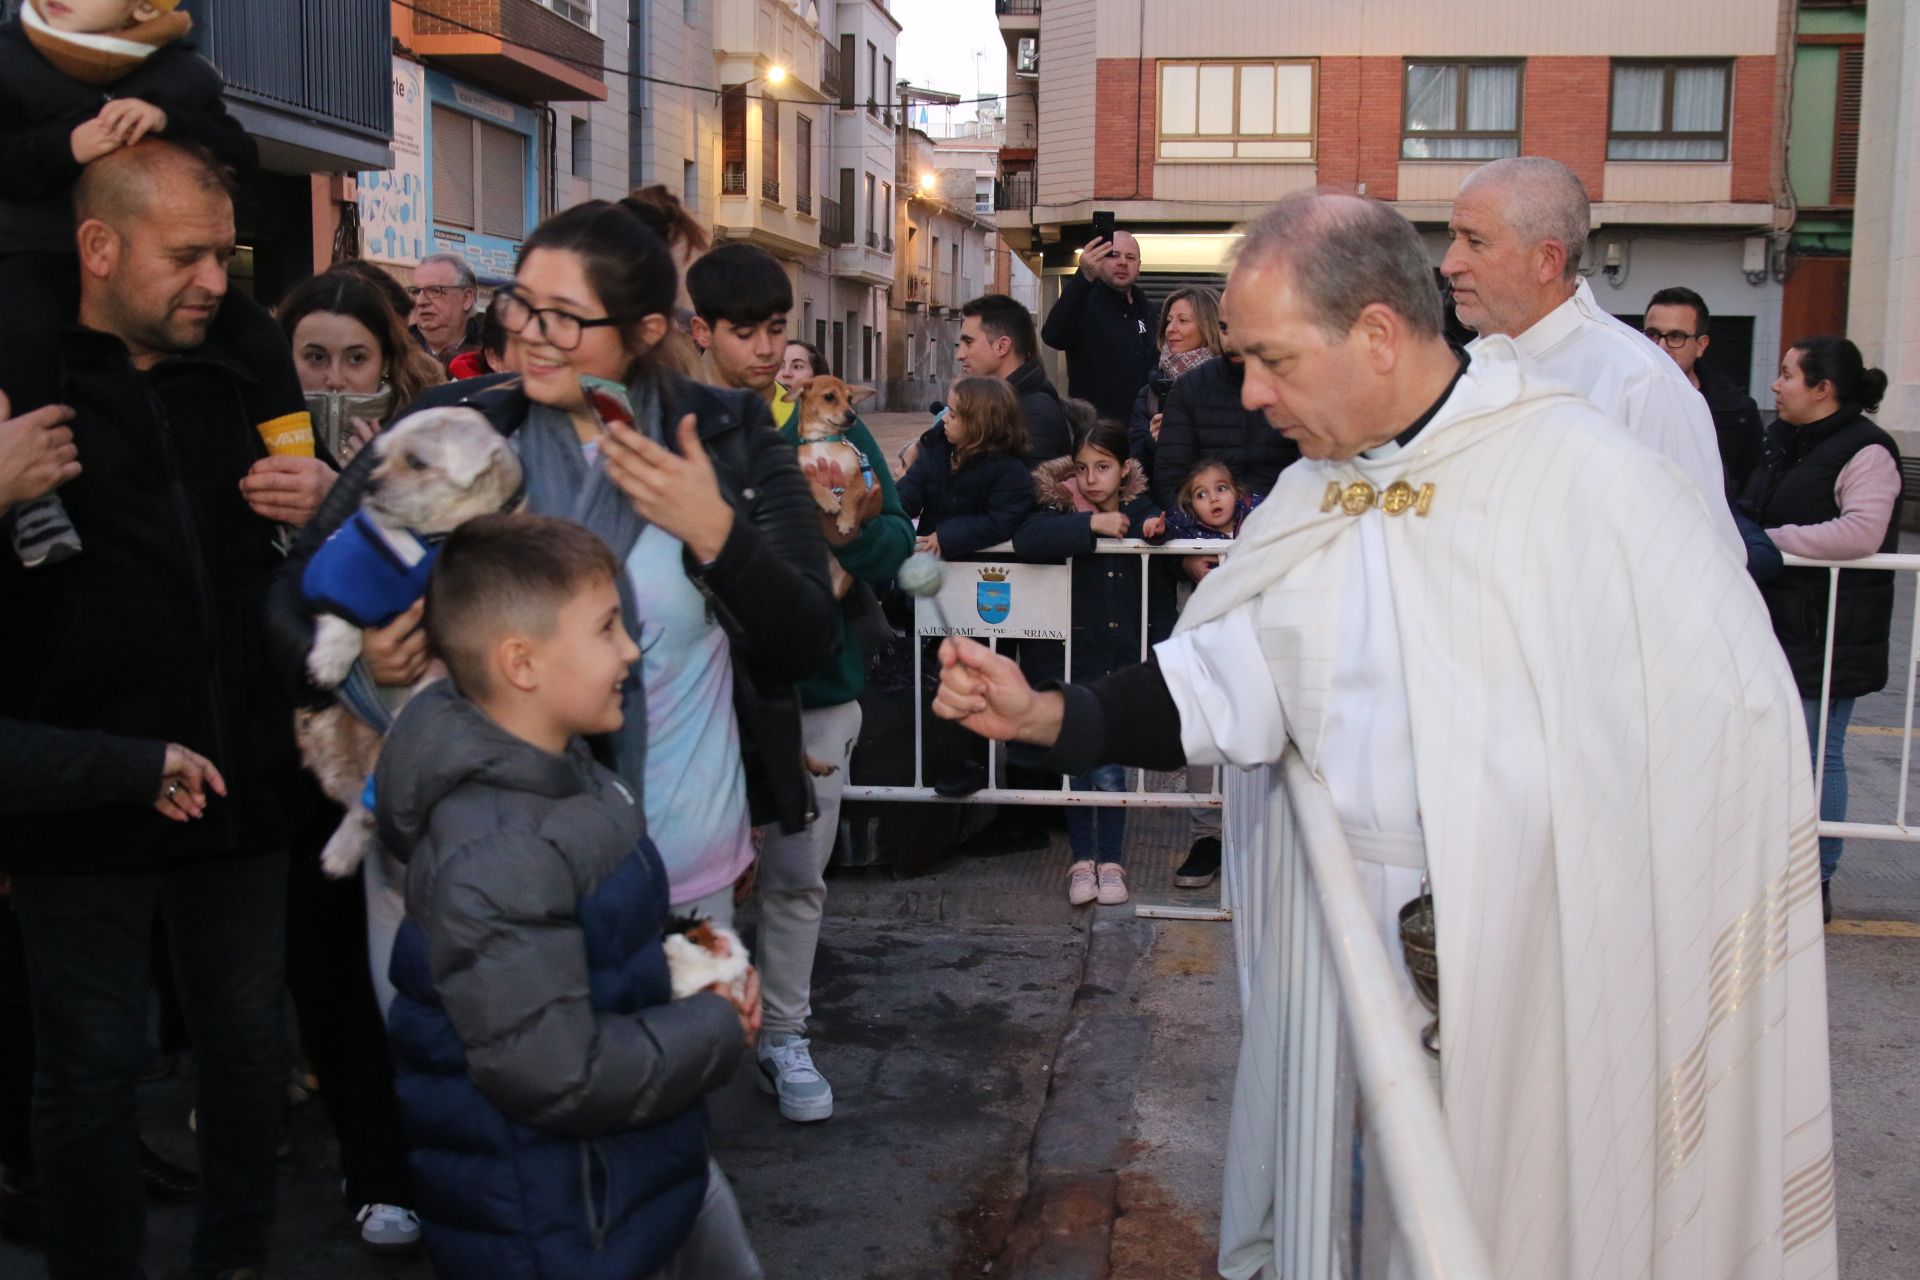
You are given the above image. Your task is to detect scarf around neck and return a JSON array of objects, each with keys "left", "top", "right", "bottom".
[
  {"left": 1158, "top": 343, "right": 1215, "bottom": 384},
  {"left": 514, "top": 376, "right": 666, "bottom": 807},
  {"left": 22, "top": 0, "right": 191, "bottom": 85}
]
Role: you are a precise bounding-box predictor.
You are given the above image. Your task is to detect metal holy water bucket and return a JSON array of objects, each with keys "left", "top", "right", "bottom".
[{"left": 1398, "top": 890, "right": 1441, "bottom": 1057}]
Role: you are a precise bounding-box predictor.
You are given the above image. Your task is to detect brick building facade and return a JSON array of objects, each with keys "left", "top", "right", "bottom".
[{"left": 997, "top": 0, "right": 1792, "bottom": 406}]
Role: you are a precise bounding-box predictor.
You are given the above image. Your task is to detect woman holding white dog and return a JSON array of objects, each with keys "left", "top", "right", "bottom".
[{"left": 266, "top": 203, "right": 837, "bottom": 939}]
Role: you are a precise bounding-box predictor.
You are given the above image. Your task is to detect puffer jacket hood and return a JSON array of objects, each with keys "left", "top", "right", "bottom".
[
  {"left": 375, "top": 679, "right": 593, "bottom": 865},
  {"left": 1031, "top": 455, "right": 1149, "bottom": 514}
]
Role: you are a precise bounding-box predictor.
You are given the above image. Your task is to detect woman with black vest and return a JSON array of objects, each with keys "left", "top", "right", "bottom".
[{"left": 1742, "top": 335, "right": 1900, "bottom": 920}]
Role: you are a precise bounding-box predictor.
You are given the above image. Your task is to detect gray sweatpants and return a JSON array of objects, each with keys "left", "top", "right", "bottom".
[
  {"left": 648, "top": 1159, "right": 762, "bottom": 1280},
  {"left": 757, "top": 700, "right": 862, "bottom": 1037}
]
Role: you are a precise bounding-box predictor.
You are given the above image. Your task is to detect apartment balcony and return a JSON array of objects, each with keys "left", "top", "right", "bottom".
[
  {"left": 408, "top": 0, "right": 607, "bottom": 102},
  {"left": 904, "top": 271, "right": 931, "bottom": 308},
  {"left": 195, "top": 0, "right": 393, "bottom": 170},
  {"left": 716, "top": 151, "right": 821, "bottom": 259},
  {"left": 714, "top": 0, "right": 830, "bottom": 103},
  {"left": 994, "top": 168, "right": 1035, "bottom": 249},
  {"left": 996, "top": 0, "right": 1040, "bottom": 41},
  {"left": 834, "top": 231, "right": 893, "bottom": 287},
  {"left": 822, "top": 44, "right": 844, "bottom": 103}
]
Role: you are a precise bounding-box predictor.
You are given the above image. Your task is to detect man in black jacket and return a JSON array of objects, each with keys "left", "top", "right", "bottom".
[
  {"left": 956, "top": 292, "right": 1070, "bottom": 461},
  {"left": 0, "top": 140, "right": 297, "bottom": 1280},
  {"left": 1642, "top": 286, "right": 1764, "bottom": 493},
  {"left": 1040, "top": 232, "right": 1157, "bottom": 422}
]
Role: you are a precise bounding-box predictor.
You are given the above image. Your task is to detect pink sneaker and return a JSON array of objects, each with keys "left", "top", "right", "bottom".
[
  {"left": 1067, "top": 860, "right": 1097, "bottom": 906},
  {"left": 1096, "top": 863, "right": 1129, "bottom": 905}
]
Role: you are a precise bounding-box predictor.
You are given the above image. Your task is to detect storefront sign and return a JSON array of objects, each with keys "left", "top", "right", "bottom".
[{"left": 355, "top": 58, "right": 427, "bottom": 267}]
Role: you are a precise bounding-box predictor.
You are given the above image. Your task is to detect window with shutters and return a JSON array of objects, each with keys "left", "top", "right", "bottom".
[
  {"left": 722, "top": 87, "right": 747, "bottom": 195},
  {"left": 1832, "top": 45, "right": 1862, "bottom": 205},
  {"left": 432, "top": 105, "right": 528, "bottom": 240},
  {"left": 864, "top": 172, "right": 877, "bottom": 247},
  {"left": 797, "top": 115, "right": 813, "bottom": 214},
  {"left": 1607, "top": 60, "right": 1731, "bottom": 161},
  {"left": 839, "top": 35, "right": 856, "bottom": 110},
  {"left": 762, "top": 99, "right": 781, "bottom": 203},
  {"left": 1157, "top": 60, "right": 1316, "bottom": 161}
]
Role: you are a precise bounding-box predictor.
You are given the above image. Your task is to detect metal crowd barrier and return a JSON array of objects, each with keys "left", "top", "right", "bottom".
[
  {"left": 1786, "top": 550, "right": 1920, "bottom": 843},
  {"left": 838, "top": 537, "right": 1230, "bottom": 919},
  {"left": 1224, "top": 750, "right": 1493, "bottom": 1279}
]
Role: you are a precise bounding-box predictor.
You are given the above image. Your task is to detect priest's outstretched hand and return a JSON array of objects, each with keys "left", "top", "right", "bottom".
[{"left": 933, "top": 637, "right": 1064, "bottom": 747}]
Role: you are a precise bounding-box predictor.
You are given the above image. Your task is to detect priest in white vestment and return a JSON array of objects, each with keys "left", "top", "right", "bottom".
[
  {"left": 933, "top": 193, "right": 1836, "bottom": 1280},
  {"left": 1442, "top": 156, "right": 1745, "bottom": 559}
]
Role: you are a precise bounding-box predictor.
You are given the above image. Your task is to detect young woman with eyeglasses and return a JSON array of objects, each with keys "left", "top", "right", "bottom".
[{"left": 265, "top": 195, "right": 837, "bottom": 1052}]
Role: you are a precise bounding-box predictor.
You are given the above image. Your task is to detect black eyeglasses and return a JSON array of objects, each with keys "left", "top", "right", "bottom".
[
  {"left": 406, "top": 284, "right": 467, "bottom": 302},
  {"left": 496, "top": 290, "right": 622, "bottom": 352},
  {"left": 1643, "top": 328, "right": 1702, "bottom": 349}
]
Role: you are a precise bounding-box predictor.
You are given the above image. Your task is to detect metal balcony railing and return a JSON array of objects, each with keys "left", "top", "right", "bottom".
[
  {"left": 797, "top": 191, "right": 813, "bottom": 215},
  {"left": 883, "top": 235, "right": 894, "bottom": 254},
  {"left": 763, "top": 175, "right": 782, "bottom": 204},
  {"left": 995, "top": 0, "right": 1042, "bottom": 14},
  {"left": 995, "top": 171, "right": 1036, "bottom": 213},
  {"left": 821, "top": 198, "right": 850, "bottom": 246},
  {"left": 822, "top": 44, "right": 844, "bottom": 100},
  {"left": 905, "top": 271, "right": 930, "bottom": 306},
  {"left": 722, "top": 162, "right": 748, "bottom": 196},
  {"left": 866, "top": 229, "right": 879, "bottom": 249},
  {"left": 197, "top": 0, "right": 392, "bottom": 141}
]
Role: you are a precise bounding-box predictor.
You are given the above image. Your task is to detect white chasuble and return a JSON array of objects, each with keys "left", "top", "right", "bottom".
[{"left": 1159, "top": 338, "right": 1836, "bottom": 1280}]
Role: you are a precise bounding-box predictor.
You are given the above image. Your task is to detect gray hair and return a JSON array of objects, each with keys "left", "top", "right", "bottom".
[
  {"left": 417, "top": 252, "right": 478, "bottom": 291},
  {"left": 1234, "top": 193, "right": 1444, "bottom": 340},
  {"left": 1458, "top": 157, "right": 1590, "bottom": 282}
]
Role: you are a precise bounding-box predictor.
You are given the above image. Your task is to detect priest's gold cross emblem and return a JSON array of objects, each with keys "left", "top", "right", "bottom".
[{"left": 1321, "top": 479, "right": 1435, "bottom": 517}]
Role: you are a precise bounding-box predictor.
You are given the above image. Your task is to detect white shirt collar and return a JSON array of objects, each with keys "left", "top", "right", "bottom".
[{"left": 1510, "top": 279, "right": 1602, "bottom": 358}]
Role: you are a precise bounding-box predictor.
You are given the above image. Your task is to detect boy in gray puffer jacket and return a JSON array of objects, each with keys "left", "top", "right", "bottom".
[{"left": 373, "top": 512, "right": 763, "bottom": 1280}]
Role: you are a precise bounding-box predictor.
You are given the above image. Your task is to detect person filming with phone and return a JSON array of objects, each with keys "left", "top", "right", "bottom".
[{"left": 1041, "top": 219, "right": 1157, "bottom": 423}]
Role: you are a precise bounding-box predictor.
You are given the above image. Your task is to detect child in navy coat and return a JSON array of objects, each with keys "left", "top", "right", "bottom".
[
  {"left": 897, "top": 376, "right": 1035, "bottom": 559},
  {"left": 1013, "top": 420, "right": 1174, "bottom": 906}
]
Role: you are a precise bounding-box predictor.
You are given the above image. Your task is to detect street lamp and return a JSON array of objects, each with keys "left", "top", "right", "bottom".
[
  {"left": 918, "top": 172, "right": 936, "bottom": 194},
  {"left": 766, "top": 64, "right": 788, "bottom": 86}
]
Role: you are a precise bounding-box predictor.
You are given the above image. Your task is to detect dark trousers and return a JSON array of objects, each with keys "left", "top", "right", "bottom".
[
  {"left": 0, "top": 900, "right": 31, "bottom": 1176},
  {"left": 284, "top": 783, "right": 413, "bottom": 1209},
  {"left": 10, "top": 854, "right": 288, "bottom": 1280}
]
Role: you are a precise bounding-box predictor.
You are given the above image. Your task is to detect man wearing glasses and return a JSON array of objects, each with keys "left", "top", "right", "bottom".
[
  {"left": 407, "top": 252, "right": 482, "bottom": 370},
  {"left": 1643, "top": 286, "right": 1764, "bottom": 493}
]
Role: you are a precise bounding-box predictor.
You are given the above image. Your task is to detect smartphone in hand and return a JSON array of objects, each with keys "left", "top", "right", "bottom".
[
  {"left": 1090, "top": 209, "right": 1116, "bottom": 243},
  {"left": 580, "top": 375, "right": 636, "bottom": 433}
]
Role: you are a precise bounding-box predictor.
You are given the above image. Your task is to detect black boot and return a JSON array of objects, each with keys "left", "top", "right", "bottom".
[{"left": 1821, "top": 879, "right": 1833, "bottom": 924}]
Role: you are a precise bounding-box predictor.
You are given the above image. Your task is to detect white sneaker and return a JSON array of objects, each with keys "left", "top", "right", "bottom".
[
  {"left": 1068, "top": 860, "right": 1097, "bottom": 906},
  {"left": 756, "top": 1032, "right": 833, "bottom": 1122},
  {"left": 1096, "top": 863, "right": 1129, "bottom": 905},
  {"left": 356, "top": 1203, "right": 421, "bottom": 1255}
]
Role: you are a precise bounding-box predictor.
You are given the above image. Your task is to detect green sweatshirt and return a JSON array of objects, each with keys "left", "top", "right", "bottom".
[{"left": 776, "top": 413, "right": 914, "bottom": 708}]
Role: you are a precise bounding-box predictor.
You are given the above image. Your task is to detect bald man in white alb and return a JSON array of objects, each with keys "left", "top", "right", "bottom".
[{"left": 1441, "top": 156, "right": 1743, "bottom": 557}]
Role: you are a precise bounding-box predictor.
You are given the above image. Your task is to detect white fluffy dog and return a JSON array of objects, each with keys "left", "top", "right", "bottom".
[{"left": 295, "top": 408, "right": 523, "bottom": 877}]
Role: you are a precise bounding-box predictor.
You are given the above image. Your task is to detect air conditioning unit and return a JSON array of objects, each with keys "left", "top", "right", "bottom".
[{"left": 1015, "top": 37, "right": 1039, "bottom": 78}]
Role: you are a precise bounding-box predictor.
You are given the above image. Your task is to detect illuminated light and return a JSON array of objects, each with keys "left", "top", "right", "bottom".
[
  {"left": 918, "top": 172, "right": 936, "bottom": 192},
  {"left": 767, "top": 64, "right": 788, "bottom": 85}
]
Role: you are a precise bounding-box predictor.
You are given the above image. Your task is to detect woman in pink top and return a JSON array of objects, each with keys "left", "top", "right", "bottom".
[{"left": 1741, "top": 335, "right": 1899, "bottom": 919}]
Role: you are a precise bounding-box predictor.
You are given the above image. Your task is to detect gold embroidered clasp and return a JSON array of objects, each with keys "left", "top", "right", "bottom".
[
  {"left": 1381, "top": 480, "right": 1437, "bottom": 517},
  {"left": 1323, "top": 478, "right": 1434, "bottom": 517}
]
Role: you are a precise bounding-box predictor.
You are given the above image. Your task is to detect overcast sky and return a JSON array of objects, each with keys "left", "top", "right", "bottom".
[{"left": 892, "top": 0, "right": 1008, "bottom": 120}]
